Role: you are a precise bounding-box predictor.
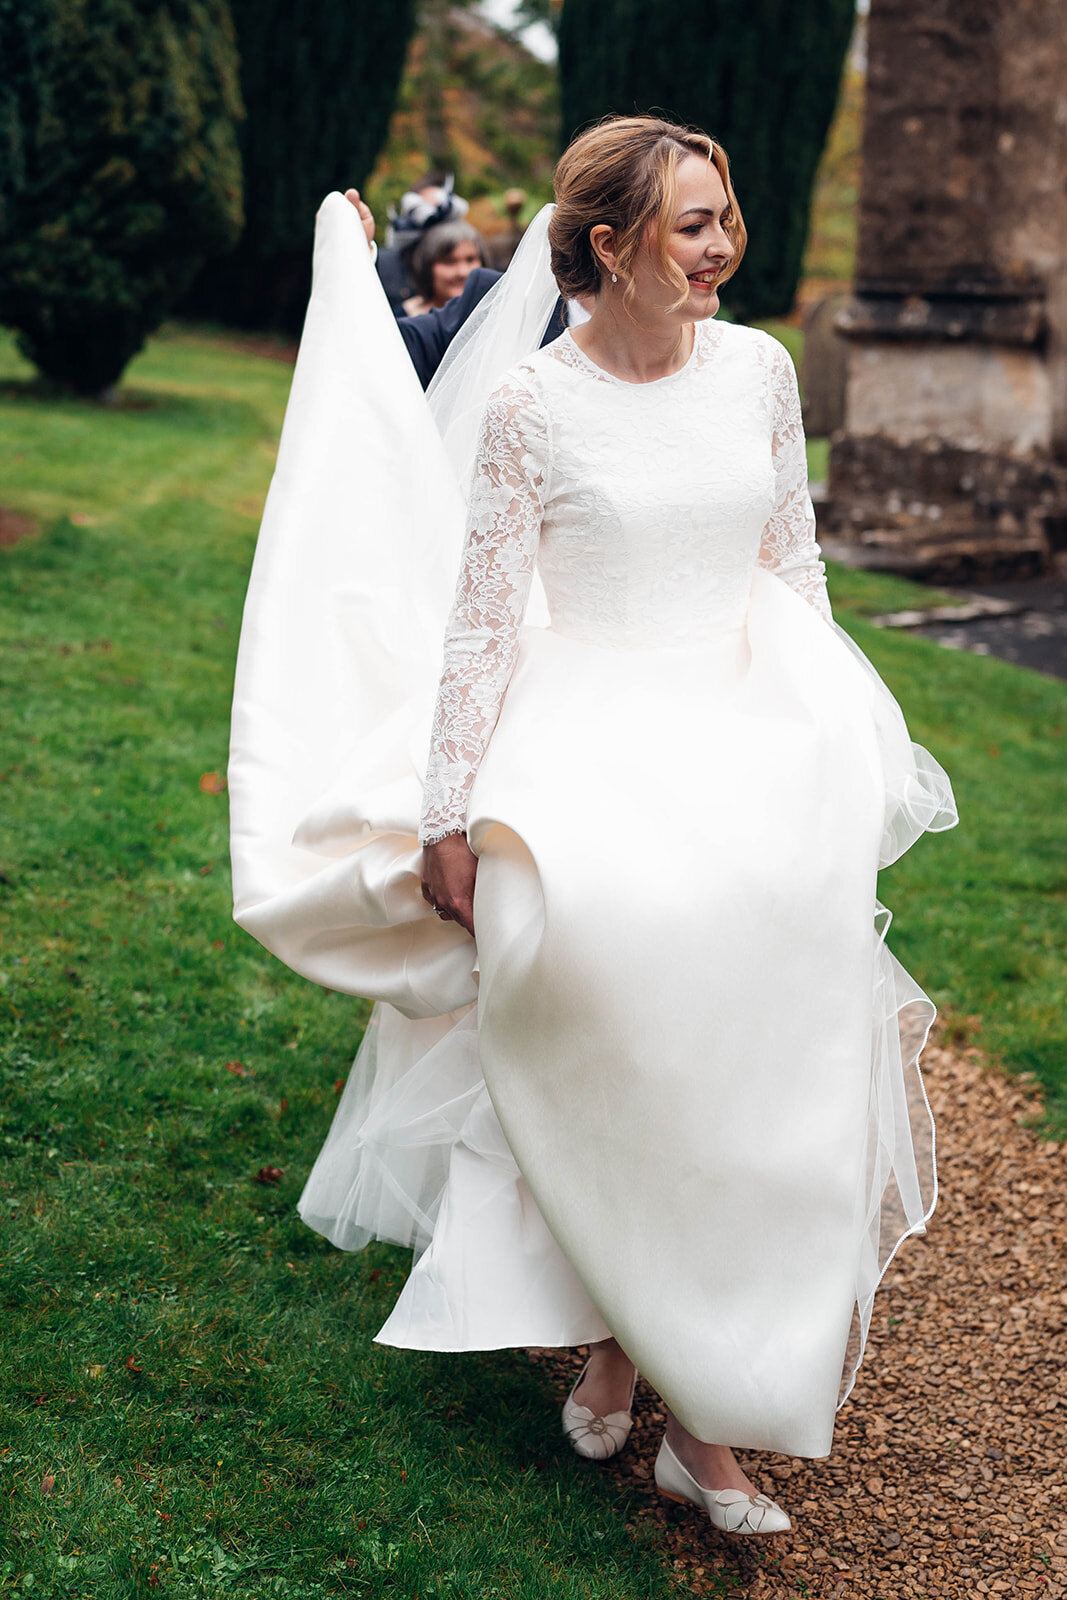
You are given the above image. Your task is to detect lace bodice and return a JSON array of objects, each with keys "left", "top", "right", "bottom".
[{"left": 418, "top": 320, "right": 833, "bottom": 845}]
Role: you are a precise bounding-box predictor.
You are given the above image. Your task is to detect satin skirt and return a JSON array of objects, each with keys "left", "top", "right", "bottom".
[{"left": 298, "top": 570, "right": 956, "bottom": 1458}]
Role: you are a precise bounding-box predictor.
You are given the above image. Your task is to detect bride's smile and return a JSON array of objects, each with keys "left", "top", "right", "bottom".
[{"left": 567, "top": 152, "right": 741, "bottom": 384}]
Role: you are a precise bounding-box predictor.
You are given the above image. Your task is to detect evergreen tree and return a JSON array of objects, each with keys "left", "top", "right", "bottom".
[
  {"left": 185, "top": 0, "right": 417, "bottom": 331},
  {"left": 0, "top": 0, "right": 243, "bottom": 394},
  {"left": 558, "top": 0, "right": 854, "bottom": 322}
]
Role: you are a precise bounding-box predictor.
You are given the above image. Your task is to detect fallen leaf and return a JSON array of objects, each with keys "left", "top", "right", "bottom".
[
  {"left": 41, "top": 1473, "right": 55, "bottom": 1496},
  {"left": 125, "top": 1356, "right": 143, "bottom": 1374},
  {"left": 334, "top": 1078, "right": 346, "bottom": 1095},
  {"left": 86, "top": 1363, "right": 104, "bottom": 1378},
  {"left": 279, "top": 1097, "right": 289, "bottom": 1114},
  {"left": 224, "top": 1060, "right": 248, "bottom": 1077},
  {"left": 198, "top": 863, "right": 214, "bottom": 876},
  {"left": 198, "top": 771, "right": 227, "bottom": 794},
  {"left": 253, "top": 1165, "right": 284, "bottom": 1185}
]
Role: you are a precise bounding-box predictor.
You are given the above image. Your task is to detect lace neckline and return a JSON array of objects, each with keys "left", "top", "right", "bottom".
[{"left": 556, "top": 320, "right": 722, "bottom": 389}]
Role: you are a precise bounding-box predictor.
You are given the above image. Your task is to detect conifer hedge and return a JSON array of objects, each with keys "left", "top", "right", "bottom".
[
  {"left": 184, "top": 0, "right": 417, "bottom": 331},
  {"left": 0, "top": 0, "right": 243, "bottom": 394},
  {"left": 557, "top": 0, "right": 854, "bottom": 323}
]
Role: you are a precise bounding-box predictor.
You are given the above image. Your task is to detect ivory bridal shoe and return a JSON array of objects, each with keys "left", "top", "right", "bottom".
[
  {"left": 654, "top": 1437, "right": 792, "bottom": 1535},
  {"left": 561, "top": 1356, "right": 638, "bottom": 1461}
]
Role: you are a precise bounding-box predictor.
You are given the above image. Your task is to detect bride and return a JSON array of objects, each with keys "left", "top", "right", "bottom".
[{"left": 229, "top": 116, "right": 957, "bottom": 1538}]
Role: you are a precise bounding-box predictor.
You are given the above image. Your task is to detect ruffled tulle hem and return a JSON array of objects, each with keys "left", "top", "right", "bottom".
[
  {"left": 297, "top": 882, "right": 951, "bottom": 1419},
  {"left": 837, "top": 906, "right": 938, "bottom": 1409}
]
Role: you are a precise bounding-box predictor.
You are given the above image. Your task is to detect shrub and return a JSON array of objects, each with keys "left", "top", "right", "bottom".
[
  {"left": 183, "top": 0, "right": 416, "bottom": 332},
  {"left": 558, "top": 0, "right": 855, "bottom": 323},
  {"left": 0, "top": 0, "right": 243, "bottom": 394}
]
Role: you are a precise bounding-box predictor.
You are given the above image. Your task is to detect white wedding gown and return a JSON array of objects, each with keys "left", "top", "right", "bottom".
[{"left": 229, "top": 196, "right": 957, "bottom": 1461}]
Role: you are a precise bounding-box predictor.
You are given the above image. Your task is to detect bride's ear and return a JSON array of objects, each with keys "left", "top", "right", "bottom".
[{"left": 588, "top": 224, "right": 618, "bottom": 279}]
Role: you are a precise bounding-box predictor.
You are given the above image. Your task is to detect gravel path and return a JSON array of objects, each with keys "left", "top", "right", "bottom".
[{"left": 535, "top": 1035, "right": 1067, "bottom": 1596}]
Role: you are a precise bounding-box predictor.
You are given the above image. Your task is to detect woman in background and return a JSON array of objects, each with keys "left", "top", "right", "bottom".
[{"left": 401, "top": 220, "right": 487, "bottom": 317}]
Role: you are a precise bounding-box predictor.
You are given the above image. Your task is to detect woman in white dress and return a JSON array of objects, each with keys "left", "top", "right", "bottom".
[{"left": 228, "top": 117, "right": 957, "bottom": 1539}]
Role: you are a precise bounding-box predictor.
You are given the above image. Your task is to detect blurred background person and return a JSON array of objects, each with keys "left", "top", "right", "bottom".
[
  {"left": 376, "top": 171, "right": 471, "bottom": 312},
  {"left": 400, "top": 219, "right": 486, "bottom": 316},
  {"left": 483, "top": 187, "right": 529, "bottom": 270},
  {"left": 346, "top": 186, "right": 584, "bottom": 387}
]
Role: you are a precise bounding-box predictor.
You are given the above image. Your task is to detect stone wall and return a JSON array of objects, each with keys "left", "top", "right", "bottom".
[{"left": 825, "top": 0, "right": 1067, "bottom": 580}]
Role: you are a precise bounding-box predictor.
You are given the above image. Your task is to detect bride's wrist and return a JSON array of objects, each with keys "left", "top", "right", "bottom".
[{"left": 419, "top": 825, "right": 468, "bottom": 849}]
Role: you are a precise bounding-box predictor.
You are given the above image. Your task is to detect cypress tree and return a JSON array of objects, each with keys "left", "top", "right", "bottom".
[
  {"left": 557, "top": 0, "right": 855, "bottom": 323},
  {"left": 0, "top": 0, "right": 243, "bottom": 394},
  {"left": 185, "top": 0, "right": 417, "bottom": 332}
]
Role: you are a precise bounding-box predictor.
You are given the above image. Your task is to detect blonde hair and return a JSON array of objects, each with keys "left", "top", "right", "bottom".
[{"left": 549, "top": 115, "right": 747, "bottom": 311}]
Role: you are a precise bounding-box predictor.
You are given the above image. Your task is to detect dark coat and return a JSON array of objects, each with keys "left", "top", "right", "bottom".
[
  {"left": 375, "top": 245, "right": 414, "bottom": 313},
  {"left": 395, "top": 267, "right": 567, "bottom": 390}
]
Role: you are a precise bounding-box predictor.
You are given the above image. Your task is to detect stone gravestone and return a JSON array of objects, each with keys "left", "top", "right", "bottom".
[
  {"left": 824, "top": 0, "right": 1067, "bottom": 582},
  {"left": 801, "top": 291, "right": 852, "bottom": 440}
]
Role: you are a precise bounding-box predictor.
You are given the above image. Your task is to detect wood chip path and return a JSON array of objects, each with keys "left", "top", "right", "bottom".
[{"left": 533, "top": 1034, "right": 1067, "bottom": 1597}]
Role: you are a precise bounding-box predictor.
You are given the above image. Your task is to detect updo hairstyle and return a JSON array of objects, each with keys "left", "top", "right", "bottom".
[{"left": 549, "top": 116, "right": 747, "bottom": 311}]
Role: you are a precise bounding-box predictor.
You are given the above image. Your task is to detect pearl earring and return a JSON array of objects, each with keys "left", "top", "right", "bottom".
[{"left": 611, "top": 271, "right": 618, "bottom": 284}]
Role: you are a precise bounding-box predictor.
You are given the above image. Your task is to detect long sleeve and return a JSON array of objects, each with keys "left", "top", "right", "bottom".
[
  {"left": 418, "top": 376, "right": 549, "bottom": 845},
  {"left": 758, "top": 338, "right": 833, "bottom": 625}
]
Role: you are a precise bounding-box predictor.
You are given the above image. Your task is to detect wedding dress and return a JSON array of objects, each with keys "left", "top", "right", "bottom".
[{"left": 229, "top": 195, "right": 957, "bottom": 1460}]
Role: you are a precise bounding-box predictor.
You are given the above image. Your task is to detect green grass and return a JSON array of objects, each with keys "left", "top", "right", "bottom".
[
  {"left": 0, "top": 329, "right": 689, "bottom": 1598},
  {"left": 837, "top": 614, "right": 1066, "bottom": 1127},
  {"left": 821, "top": 561, "right": 966, "bottom": 619},
  {"left": 816, "top": 519, "right": 1065, "bottom": 1129},
  {"left": 1, "top": 321, "right": 1064, "bottom": 1594}
]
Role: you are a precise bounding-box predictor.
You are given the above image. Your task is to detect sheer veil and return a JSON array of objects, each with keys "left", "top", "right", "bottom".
[
  {"left": 427, "top": 202, "right": 559, "bottom": 488},
  {"left": 425, "top": 202, "right": 560, "bottom": 627}
]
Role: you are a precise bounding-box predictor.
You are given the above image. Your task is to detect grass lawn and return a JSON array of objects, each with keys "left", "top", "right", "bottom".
[{"left": 1, "top": 322, "right": 1064, "bottom": 1596}]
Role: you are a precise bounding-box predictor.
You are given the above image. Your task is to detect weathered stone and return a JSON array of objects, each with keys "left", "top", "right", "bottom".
[
  {"left": 842, "top": 340, "right": 1053, "bottom": 454},
  {"left": 826, "top": 432, "right": 1067, "bottom": 582},
  {"left": 835, "top": 294, "right": 1047, "bottom": 348},
  {"left": 801, "top": 291, "right": 852, "bottom": 438},
  {"left": 826, "top": 0, "right": 1067, "bottom": 581}
]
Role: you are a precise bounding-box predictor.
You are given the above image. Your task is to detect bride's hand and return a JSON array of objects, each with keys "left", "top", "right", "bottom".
[
  {"left": 421, "top": 834, "right": 478, "bottom": 937},
  {"left": 344, "top": 188, "right": 376, "bottom": 251}
]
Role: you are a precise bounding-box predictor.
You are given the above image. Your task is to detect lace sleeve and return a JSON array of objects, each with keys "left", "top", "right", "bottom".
[
  {"left": 418, "top": 375, "right": 549, "bottom": 845},
  {"left": 758, "top": 337, "right": 833, "bottom": 625}
]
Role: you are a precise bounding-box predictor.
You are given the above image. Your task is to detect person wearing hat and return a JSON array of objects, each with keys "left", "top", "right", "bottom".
[
  {"left": 375, "top": 171, "right": 470, "bottom": 313},
  {"left": 346, "top": 186, "right": 577, "bottom": 389}
]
